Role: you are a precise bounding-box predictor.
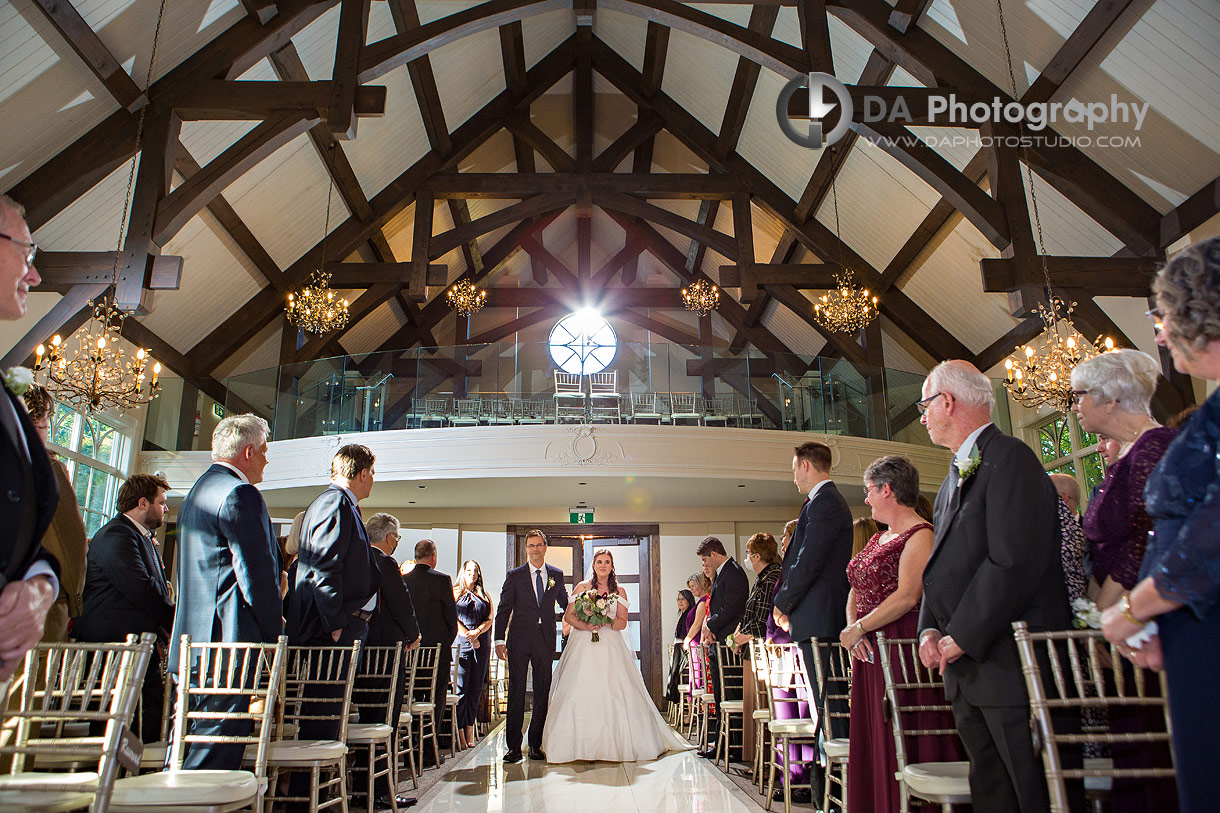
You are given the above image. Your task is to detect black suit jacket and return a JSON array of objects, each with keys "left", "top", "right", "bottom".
[
  {"left": 493, "top": 563, "right": 569, "bottom": 650},
  {"left": 366, "top": 549, "right": 420, "bottom": 648},
  {"left": 0, "top": 384, "right": 61, "bottom": 587},
  {"left": 705, "top": 557, "right": 749, "bottom": 642},
  {"left": 287, "top": 485, "right": 381, "bottom": 643},
  {"left": 917, "top": 424, "right": 1070, "bottom": 706},
  {"left": 168, "top": 463, "right": 283, "bottom": 670},
  {"left": 401, "top": 564, "right": 457, "bottom": 647},
  {"left": 75, "top": 514, "right": 174, "bottom": 642},
  {"left": 773, "top": 481, "right": 853, "bottom": 639}
]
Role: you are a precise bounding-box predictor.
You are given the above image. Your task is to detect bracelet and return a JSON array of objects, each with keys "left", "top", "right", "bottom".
[
  {"left": 1119, "top": 593, "right": 1145, "bottom": 626},
  {"left": 855, "top": 620, "right": 866, "bottom": 636}
]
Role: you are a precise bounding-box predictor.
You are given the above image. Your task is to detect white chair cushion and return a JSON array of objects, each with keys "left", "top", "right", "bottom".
[
  {"left": 769, "top": 719, "right": 819, "bottom": 737},
  {"left": 140, "top": 740, "right": 168, "bottom": 768},
  {"left": 446, "top": 694, "right": 459, "bottom": 705},
  {"left": 1083, "top": 757, "right": 1114, "bottom": 792},
  {"left": 678, "top": 684, "right": 689, "bottom": 692},
  {"left": 0, "top": 789, "right": 95, "bottom": 812},
  {"left": 109, "top": 770, "right": 258, "bottom": 808},
  {"left": 903, "top": 761, "right": 972, "bottom": 798},
  {"left": 348, "top": 723, "right": 392, "bottom": 743},
  {"left": 824, "top": 738, "right": 849, "bottom": 760},
  {"left": 752, "top": 710, "right": 772, "bottom": 721},
  {"left": 263, "top": 739, "right": 348, "bottom": 766},
  {"left": 719, "top": 700, "right": 744, "bottom": 712},
  {"left": 410, "top": 702, "right": 435, "bottom": 714},
  {"left": 0, "top": 771, "right": 98, "bottom": 790}
]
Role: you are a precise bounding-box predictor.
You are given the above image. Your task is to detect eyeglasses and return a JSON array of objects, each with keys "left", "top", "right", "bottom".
[
  {"left": 915, "top": 392, "right": 944, "bottom": 415},
  {"left": 747, "top": 551, "right": 760, "bottom": 560},
  {"left": 1145, "top": 308, "right": 1164, "bottom": 335},
  {"left": 863, "top": 483, "right": 881, "bottom": 498},
  {"left": 1070, "top": 390, "right": 1091, "bottom": 406},
  {"left": 0, "top": 232, "right": 38, "bottom": 267}
]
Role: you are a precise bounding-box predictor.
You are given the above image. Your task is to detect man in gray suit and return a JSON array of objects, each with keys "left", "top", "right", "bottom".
[{"left": 169, "top": 413, "right": 283, "bottom": 770}]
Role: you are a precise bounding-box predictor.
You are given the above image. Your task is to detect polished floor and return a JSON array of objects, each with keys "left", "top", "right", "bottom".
[{"left": 408, "top": 720, "right": 769, "bottom": 813}]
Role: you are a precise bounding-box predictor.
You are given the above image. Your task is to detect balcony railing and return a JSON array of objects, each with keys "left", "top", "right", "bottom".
[{"left": 142, "top": 342, "right": 1010, "bottom": 453}]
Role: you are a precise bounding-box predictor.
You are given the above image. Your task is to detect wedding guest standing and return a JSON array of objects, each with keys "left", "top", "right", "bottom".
[
  {"left": 840, "top": 455, "right": 951, "bottom": 813},
  {"left": 1101, "top": 236, "right": 1220, "bottom": 813},
  {"left": 765, "top": 518, "right": 813, "bottom": 800},
  {"left": 21, "top": 385, "right": 87, "bottom": 643},
  {"left": 916, "top": 360, "right": 1068, "bottom": 813},
  {"left": 696, "top": 536, "right": 748, "bottom": 761},
  {"left": 1072, "top": 349, "right": 1176, "bottom": 610},
  {"left": 404, "top": 539, "right": 458, "bottom": 761},
  {"left": 454, "top": 559, "right": 493, "bottom": 750},
  {"left": 1049, "top": 474, "right": 1089, "bottom": 607},
  {"left": 665, "top": 589, "right": 697, "bottom": 704},
  {"left": 682, "top": 572, "right": 711, "bottom": 651},
  {"left": 731, "top": 533, "right": 782, "bottom": 649},
  {"left": 851, "top": 517, "right": 879, "bottom": 558}
]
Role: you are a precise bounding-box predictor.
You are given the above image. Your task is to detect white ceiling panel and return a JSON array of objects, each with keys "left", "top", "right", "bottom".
[
  {"left": 32, "top": 156, "right": 135, "bottom": 251},
  {"left": 431, "top": 30, "right": 508, "bottom": 132},
  {"left": 593, "top": 9, "right": 648, "bottom": 73},
  {"left": 661, "top": 29, "right": 738, "bottom": 138},
  {"left": 523, "top": 9, "right": 575, "bottom": 69}
]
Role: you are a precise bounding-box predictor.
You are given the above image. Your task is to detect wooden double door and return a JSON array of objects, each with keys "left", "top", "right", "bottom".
[{"left": 506, "top": 524, "right": 663, "bottom": 705}]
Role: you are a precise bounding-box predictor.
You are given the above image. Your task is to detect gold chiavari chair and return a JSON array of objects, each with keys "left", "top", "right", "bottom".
[
  {"left": 713, "top": 642, "right": 746, "bottom": 772},
  {"left": 762, "top": 643, "right": 819, "bottom": 813},
  {"left": 809, "top": 638, "right": 852, "bottom": 813},
  {"left": 1012, "top": 621, "right": 1177, "bottom": 813},
  {"left": 109, "top": 635, "right": 288, "bottom": 813},
  {"left": 406, "top": 645, "right": 442, "bottom": 769},
  {"left": 260, "top": 643, "right": 362, "bottom": 813},
  {"left": 747, "top": 640, "right": 773, "bottom": 793},
  {"left": 876, "top": 634, "right": 970, "bottom": 813},
  {"left": 685, "top": 643, "right": 713, "bottom": 747},
  {"left": 0, "top": 634, "right": 155, "bottom": 813},
  {"left": 346, "top": 646, "right": 402, "bottom": 813},
  {"left": 394, "top": 648, "right": 418, "bottom": 790}
]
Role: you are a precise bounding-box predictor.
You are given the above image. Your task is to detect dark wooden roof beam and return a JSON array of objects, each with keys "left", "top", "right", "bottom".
[
  {"left": 428, "top": 192, "right": 578, "bottom": 259},
  {"left": 981, "top": 255, "right": 1158, "bottom": 298},
  {"left": 429, "top": 172, "right": 739, "bottom": 199},
  {"left": 595, "top": 193, "right": 738, "bottom": 259},
  {"left": 38, "top": 253, "right": 182, "bottom": 294},
  {"left": 329, "top": 0, "right": 372, "bottom": 140},
  {"left": 29, "top": 0, "right": 147, "bottom": 112},
  {"left": 172, "top": 81, "right": 386, "bottom": 120},
  {"left": 505, "top": 113, "right": 576, "bottom": 172}
]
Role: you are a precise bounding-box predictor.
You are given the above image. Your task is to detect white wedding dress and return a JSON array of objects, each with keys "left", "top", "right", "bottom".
[{"left": 541, "top": 592, "right": 692, "bottom": 762}]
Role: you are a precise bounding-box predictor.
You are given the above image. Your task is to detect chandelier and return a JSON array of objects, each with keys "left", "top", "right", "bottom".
[
  {"left": 287, "top": 269, "right": 350, "bottom": 334},
  {"left": 34, "top": 301, "right": 161, "bottom": 414},
  {"left": 814, "top": 182, "right": 878, "bottom": 333},
  {"left": 446, "top": 279, "right": 487, "bottom": 317},
  {"left": 31, "top": 0, "right": 166, "bottom": 415},
  {"left": 287, "top": 147, "right": 350, "bottom": 333},
  {"left": 1003, "top": 298, "right": 1113, "bottom": 413},
  {"left": 682, "top": 279, "right": 719, "bottom": 316},
  {"left": 994, "top": 0, "right": 1111, "bottom": 413},
  {"left": 814, "top": 271, "right": 879, "bottom": 333}
]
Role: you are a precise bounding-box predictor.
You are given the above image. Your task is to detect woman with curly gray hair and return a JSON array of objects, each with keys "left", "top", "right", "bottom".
[{"left": 1101, "top": 235, "right": 1220, "bottom": 813}]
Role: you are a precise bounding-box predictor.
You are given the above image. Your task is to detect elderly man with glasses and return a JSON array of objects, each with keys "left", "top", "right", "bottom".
[{"left": 0, "top": 194, "right": 61, "bottom": 681}]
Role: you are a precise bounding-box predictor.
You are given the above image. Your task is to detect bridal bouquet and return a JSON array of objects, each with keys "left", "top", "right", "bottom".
[{"left": 573, "top": 590, "right": 617, "bottom": 642}]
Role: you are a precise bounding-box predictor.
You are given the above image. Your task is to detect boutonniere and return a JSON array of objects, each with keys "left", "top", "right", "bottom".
[
  {"left": 3, "top": 366, "right": 33, "bottom": 397},
  {"left": 955, "top": 443, "right": 982, "bottom": 485},
  {"left": 547, "top": 576, "right": 555, "bottom": 590}
]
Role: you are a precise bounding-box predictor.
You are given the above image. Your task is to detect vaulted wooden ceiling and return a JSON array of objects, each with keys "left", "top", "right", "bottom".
[{"left": 3, "top": 0, "right": 1218, "bottom": 419}]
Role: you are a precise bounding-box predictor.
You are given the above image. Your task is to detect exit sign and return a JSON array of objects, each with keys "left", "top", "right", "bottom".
[{"left": 570, "top": 509, "right": 594, "bottom": 524}]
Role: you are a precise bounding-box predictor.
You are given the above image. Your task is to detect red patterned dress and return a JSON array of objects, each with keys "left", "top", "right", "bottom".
[{"left": 845, "top": 523, "right": 962, "bottom": 813}]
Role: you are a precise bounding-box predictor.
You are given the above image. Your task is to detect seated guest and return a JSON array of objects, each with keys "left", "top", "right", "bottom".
[
  {"left": 75, "top": 473, "right": 174, "bottom": 743},
  {"left": 21, "top": 386, "right": 87, "bottom": 643},
  {"left": 1072, "top": 349, "right": 1176, "bottom": 610},
  {"left": 1102, "top": 238, "right": 1220, "bottom": 813},
  {"left": 665, "top": 589, "right": 697, "bottom": 704},
  {"left": 731, "top": 533, "right": 782, "bottom": 649},
  {"left": 361, "top": 512, "right": 419, "bottom": 811},
  {"left": 454, "top": 559, "right": 494, "bottom": 750},
  {"left": 1050, "top": 473, "right": 1089, "bottom": 605},
  {"left": 851, "top": 517, "right": 879, "bottom": 558},
  {"left": 842, "top": 455, "right": 952, "bottom": 813}
]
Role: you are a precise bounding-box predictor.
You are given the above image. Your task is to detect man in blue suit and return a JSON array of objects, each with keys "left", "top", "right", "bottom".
[
  {"left": 494, "top": 530, "right": 569, "bottom": 763},
  {"left": 285, "top": 443, "right": 381, "bottom": 743},
  {"left": 169, "top": 413, "right": 283, "bottom": 770},
  {"left": 0, "top": 194, "right": 61, "bottom": 681}
]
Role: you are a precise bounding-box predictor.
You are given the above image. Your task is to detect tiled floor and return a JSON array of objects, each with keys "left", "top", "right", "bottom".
[{"left": 406, "top": 720, "right": 770, "bottom": 813}]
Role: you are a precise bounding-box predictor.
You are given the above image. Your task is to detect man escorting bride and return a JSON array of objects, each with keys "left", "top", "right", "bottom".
[{"left": 542, "top": 547, "right": 691, "bottom": 762}]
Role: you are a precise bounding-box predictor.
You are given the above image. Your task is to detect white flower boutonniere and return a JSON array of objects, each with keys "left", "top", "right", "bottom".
[
  {"left": 547, "top": 576, "right": 555, "bottom": 590},
  {"left": 3, "top": 366, "right": 34, "bottom": 397},
  {"left": 955, "top": 443, "right": 982, "bottom": 486}
]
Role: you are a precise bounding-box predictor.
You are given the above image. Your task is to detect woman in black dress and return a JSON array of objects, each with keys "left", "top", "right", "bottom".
[{"left": 453, "top": 559, "right": 494, "bottom": 749}]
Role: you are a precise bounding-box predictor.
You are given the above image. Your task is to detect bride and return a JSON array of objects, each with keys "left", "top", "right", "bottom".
[{"left": 542, "top": 547, "right": 692, "bottom": 762}]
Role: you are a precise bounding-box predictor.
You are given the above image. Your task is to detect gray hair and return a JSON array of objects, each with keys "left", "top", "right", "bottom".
[
  {"left": 925, "top": 360, "right": 995, "bottom": 410},
  {"left": 0, "top": 194, "right": 25, "bottom": 219},
  {"left": 1070, "top": 349, "right": 1158, "bottom": 416},
  {"left": 1154, "top": 236, "right": 1220, "bottom": 352},
  {"left": 414, "top": 538, "right": 437, "bottom": 559},
  {"left": 863, "top": 455, "right": 921, "bottom": 508},
  {"left": 210, "top": 413, "right": 269, "bottom": 461},
  {"left": 365, "top": 512, "right": 400, "bottom": 545}
]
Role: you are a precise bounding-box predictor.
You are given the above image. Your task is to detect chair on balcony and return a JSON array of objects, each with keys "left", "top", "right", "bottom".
[
  {"left": 588, "top": 372, "right": 620, "bottom": 423},
  {"left": 737, "top": 394, "right": 765, "bottom": 428},
  {"left": 629, "top": 392, "right": 664, "bottom": 424},
  {"left": 418, "top": 398, "right": 449, "bottom": 428},
  {"left": 517, "top": 398, "right": 551, "bottom": 424},
  {"left": 485, "top": 398, "right": 515, "bottom": 425},
  {"left": 702, "top": 396, "right": 738, "bottom": 427},
  {"left": 553, "top": 372, "right": 587, "bottom": 423},
  {"left": 450, "top": 398, "right": 481, "bottom": 427},
  {"left": 670, "top": 393, "right": 702, "bottom": 426}
]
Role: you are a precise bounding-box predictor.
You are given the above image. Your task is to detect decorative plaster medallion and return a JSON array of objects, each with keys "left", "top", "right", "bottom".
[
  {"left": 313, "top": 436, "right": 343, "bottom": 477},
  {"left": 547, "top": 424, "right": 622, "bottom": 466}
]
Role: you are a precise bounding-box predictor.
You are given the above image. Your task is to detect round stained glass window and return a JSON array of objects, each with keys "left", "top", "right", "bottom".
[{"left": 548, "top": 310, "right": 617, "bottom": 375}]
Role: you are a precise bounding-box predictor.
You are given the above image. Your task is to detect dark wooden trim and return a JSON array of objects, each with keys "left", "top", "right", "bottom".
[
  {"left": 1160, "top": 174, "right": 1220, "bottom": 250},
  {"left": 1021, "top": 0, "right": 1143, "bottom": 106},
  {"left": 328, "top": 0, "right": 371, "bottom": 140},
  {"left": 429, "top": 192, "right": 577, "bottom": 259},
  {"left": 29, "top": 0, "right": 147, "bottom": 111},
  {"left": 980, "top": 256, "right": 1158, "bottom": 298},
  {"left": 171, "top": 81, "right": 386, "bottom": 120}
]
